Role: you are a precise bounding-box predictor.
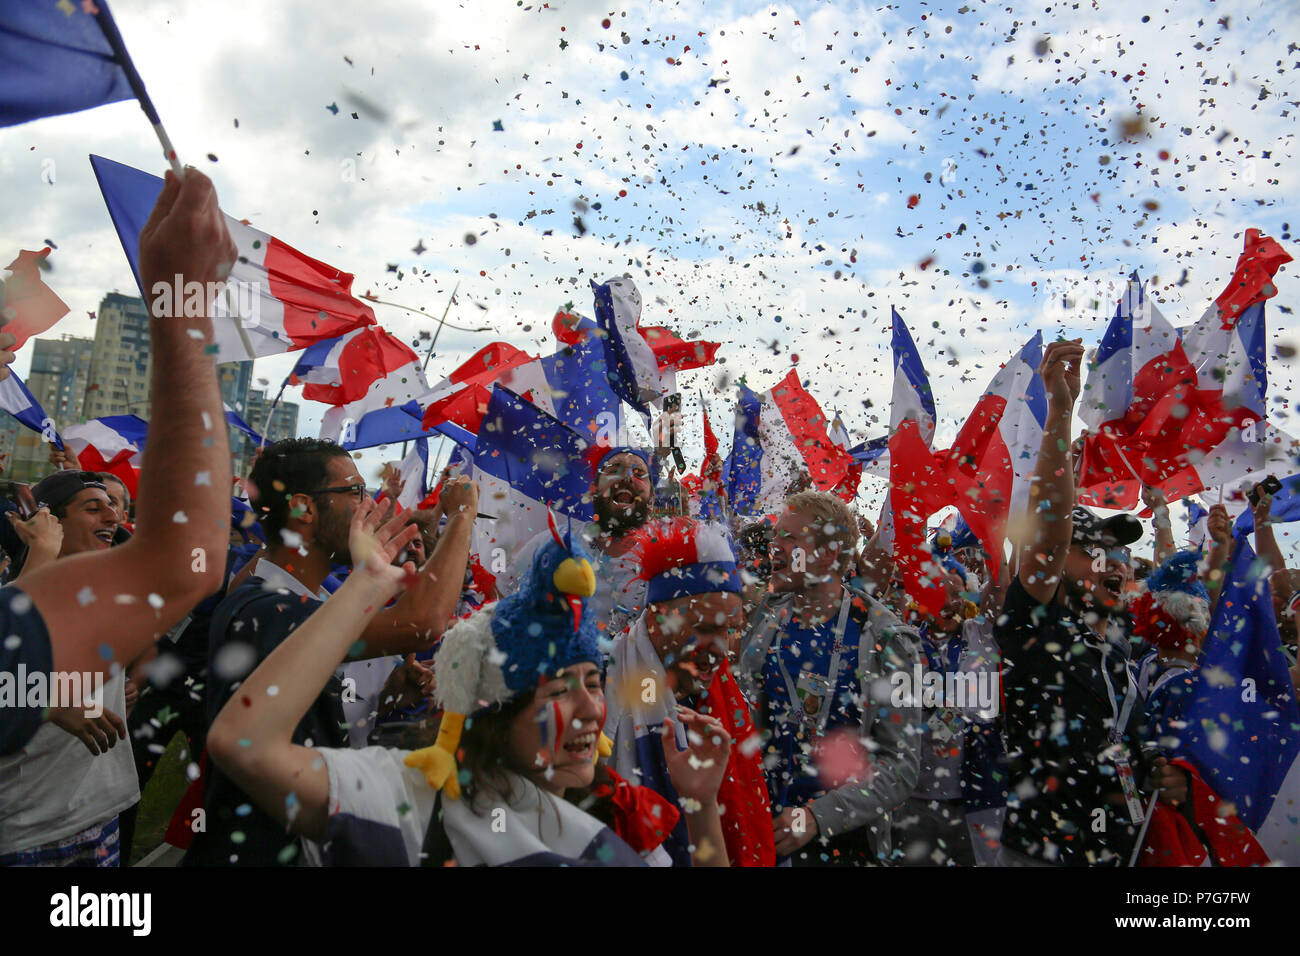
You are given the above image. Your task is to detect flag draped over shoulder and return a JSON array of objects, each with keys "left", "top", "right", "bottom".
[
  {"left": 1175, "top": 536, "right": 1300, "bottom": 865},
  {"left": 0, "top": 3, "right": 133, "bottom": 127},
  {"left": 91, "top": 155, "right": 378, "bottom": 363}
]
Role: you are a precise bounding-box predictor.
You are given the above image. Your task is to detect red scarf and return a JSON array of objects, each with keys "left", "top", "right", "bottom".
[
  {"left": 697, "top": 663, "right": 776, "bottom": 867},
  {"left": 1139, "top": 759, "right": 1268, "bottom": 867},
  {"left": 595, "top": 767, "right": 681, "bottom": 855}
]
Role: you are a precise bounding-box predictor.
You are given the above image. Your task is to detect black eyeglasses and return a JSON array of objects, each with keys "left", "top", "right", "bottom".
[{"left": 310, "top": 483, "right": 366, "bottom": 500}]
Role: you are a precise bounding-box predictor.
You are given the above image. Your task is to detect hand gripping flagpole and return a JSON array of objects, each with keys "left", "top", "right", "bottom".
[{"left": 93, "top": 3, "right": 185, "bottom": 179}]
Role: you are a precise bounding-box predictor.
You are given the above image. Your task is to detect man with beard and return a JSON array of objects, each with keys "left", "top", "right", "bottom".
[
  {"left": 997, "top": 339, "right": 1186, "bottom": 867},
  {"left": 499, "top": 446, "right": 657, "bottom": 639},
  {"left": 185, "top": 439, "right": 476, "bottom": 865},
  {"left": 737, "top": 490, "right": 923, "bottom": 865}
]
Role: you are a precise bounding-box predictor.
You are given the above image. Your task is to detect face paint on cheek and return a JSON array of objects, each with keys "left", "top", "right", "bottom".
[{"left": 551, "top": 700, "right": 564, "bottom": 757}]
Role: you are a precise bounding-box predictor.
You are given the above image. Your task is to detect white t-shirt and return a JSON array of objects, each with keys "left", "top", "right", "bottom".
[
  {"left": 336, "top": 656, "right": 403, "bottom": 749},
  {"left": 317, "top": 745, "right": 668, "bottom": 867},
  {"left": 0, "top": 672, "right": 140, "bottom": 854}
]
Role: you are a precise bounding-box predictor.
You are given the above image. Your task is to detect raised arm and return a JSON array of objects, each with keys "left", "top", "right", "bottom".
[
  {"left": 1143, "top": 484, "right": 1176, "bottom": 565},
  {"left": 1018, "top": 340, "right": 1084, "bottom": 604},
  {"left": 356, "top": 477, "right": 478, "bottom": 656},
  {"left": 206, "top": 498, "right": 418, "bottom": 839},
  {"left": 1203, "top": 504, "right": 1235, "bottom": 610},
  {"left": 18, "top": 169, "right": 234, "bottom": 676},
  {"left": 1250, "top": 484, "right": 1286, "bottom": 578}
]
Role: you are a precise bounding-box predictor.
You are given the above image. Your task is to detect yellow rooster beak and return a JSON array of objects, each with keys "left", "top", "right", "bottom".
[{"left": 553, "top": 557, "right": 596, "bottom": 597}]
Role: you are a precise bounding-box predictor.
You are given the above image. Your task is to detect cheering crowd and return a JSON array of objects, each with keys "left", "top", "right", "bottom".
[{"left": 1, "top": 171, "right": 1297, "bottom": 869}]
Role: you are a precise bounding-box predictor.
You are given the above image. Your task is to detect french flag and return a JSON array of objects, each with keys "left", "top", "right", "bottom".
[
  {"left": 0, "top": 372, "right": 56, "bottom": 443},
  {"left": 420, "top": 342, "right": 536, "bottom": 435},
  {"left": 1077, "top": 273, "right": 1194, "bottom": 508},
  {"left": 61, "top": 415, "right": 146, "bottom": 494},
  {"left": 722, "top": 371, "right": 851, "bottom": 517},
  {"left": 1080, "top": 237, "right": 1291, "bottom": 506},
  {"left": 445, "top": 386, "right": 593, "bottom": 579},
  {"left": 865, "top": 307, "right": 937, "bottom": 483},
  {"left": 590, "top": 277, "right": 663, "bottom": 422},
  {"left": 296, "top": 327, "right": 432, "bottom": 447},
  {"left": 875, "top": 307, "right": 936, "bottom": 560},
  {"left": 887, "top": 333, "right": 1046, "bottom": 610},
  {"left": 827, "top": 411, "right": 863, "bottom": 503},
  {"left": 422, "top": 316, "right": 624, "bottom": 448},
  {"left": 1175, "top": 535, "right": 1300, "bottom": 865},
  {"left": 91, "top": 155, "right": 378, "bottom": 363},
  {"left": 0, "top": 2, "right": 133, "bottom": 127},
  {"left": 946, "top": 332, "right": 1047, "bottom": 552},
  {"left": 1171, "top": 230, "right": 1292, "bottom": 495}
]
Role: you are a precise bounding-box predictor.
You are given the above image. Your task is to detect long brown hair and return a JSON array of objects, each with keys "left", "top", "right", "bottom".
[{"left": 456, "top": 693, "right": 535, "bottom": 813}]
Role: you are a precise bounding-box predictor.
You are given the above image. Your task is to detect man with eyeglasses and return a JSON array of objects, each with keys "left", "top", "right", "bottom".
[
  {"left": 498, "top": 445, "right": 657, "bottom": 640},
  {"left": 186, "top": 438, "right": 477, "bottom": 866}
]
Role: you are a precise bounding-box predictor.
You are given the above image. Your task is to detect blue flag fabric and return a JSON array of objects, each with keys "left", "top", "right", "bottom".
[
  {"left": 1178, "top": 536, "right": 1300, "bottom": 832},
  {"left": 724, "top": 384, "right": 764, "bottom": 516},
  {"left": 538, "top": 319, "right": 622, "bottom": 439},
  {"left": 0, "top": 2, "right": 133, "bottom": 127},
  {"left": 0, "top": 372, "right": 60, "bottom": 447},
  {"left": 1232, "top": 473, "right": 1300, "bottom": 536},
  {"left": 472, "top": 385, "right": 593, "bottom": 520}
]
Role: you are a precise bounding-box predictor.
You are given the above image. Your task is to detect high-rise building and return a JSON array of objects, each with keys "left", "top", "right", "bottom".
[
  {"left": 83, "top": 293, "right": 151, "bottom": 422},
  {"left": 236, "top": 388, "right": 299, "bottom": 476},
  {"left": 5, "top": 334, "right": 96, "bottom": 482}
]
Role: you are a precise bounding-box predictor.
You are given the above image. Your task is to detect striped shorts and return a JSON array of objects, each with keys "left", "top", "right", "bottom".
[{"left": 0, "top": 817, "right": 121, "bottom": 867}]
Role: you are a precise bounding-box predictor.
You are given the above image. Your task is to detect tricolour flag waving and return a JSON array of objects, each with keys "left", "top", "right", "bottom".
[
  {"left": 0, "top": 372, "right": 57, "bottom": 445},
  {"left": 62, "top": 415, "right": 147, "bottom": 494},
  {"left": 1077, "top": 272, "right": 1194, "bottom": 508},
  {"left": 888, "top": 333, "right": 1046, "bottom": 610},
  {"left": 875, "top": 307, "right": 937, "bottom": 606},
  {"left": 303, "top": 328, "right": 431, "bottom": 447},
  {"left": 591, "top": 277, "right": 663, "bottom": 422},
  {"left": 447, "top": 385, "right": 594, "bottom": 582},
  {"left": 1176, "top": 536, "right": 1300, "bottom": 864},
  {"left": 0, "top": 2, "right": 133, "bottom": 127},
  {"left": 91, "top": 155, "right": 378, "bottom": 363},
  {"left": 420, "top": 342, "right": 536, "bottom": 435},
  {"left": 1080, "top": 236, "right": 1292, "bottom": 506},
  {"left": 721, "top": 371, "right": 851, "bottom": 517}
]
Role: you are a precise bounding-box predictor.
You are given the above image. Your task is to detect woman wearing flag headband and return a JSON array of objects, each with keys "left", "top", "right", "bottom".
[{"left": 207, "top": 490, "right": 732, "bottom": 866}]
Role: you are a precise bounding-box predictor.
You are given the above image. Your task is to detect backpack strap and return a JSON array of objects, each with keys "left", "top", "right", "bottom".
[{"left": 420, "top": 791, "right": 454, "bottom": 867}]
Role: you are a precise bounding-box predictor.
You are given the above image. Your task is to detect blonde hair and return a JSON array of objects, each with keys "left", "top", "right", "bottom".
[{"left": 782, "top": 490, "right": 858, "bottom": 569}]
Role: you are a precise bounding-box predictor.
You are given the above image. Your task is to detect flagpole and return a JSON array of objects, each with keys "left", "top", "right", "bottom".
[
  {"left": 395, "top": 283, "right": 462, "bottom": 458},
  {"left": 93, "top": 4, "right": 185, "bottom": 179},
  {"left": 360, "top": 285, "right": 490, "bottom": 345}
]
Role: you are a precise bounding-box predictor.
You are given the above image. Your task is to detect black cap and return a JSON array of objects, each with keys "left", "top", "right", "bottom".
[
  {"left": 32, "top": 471, "right": 106, "bottom": 512},
  {"left": 1070, "top": 505, "right": 1142, "bottom": 548}
]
